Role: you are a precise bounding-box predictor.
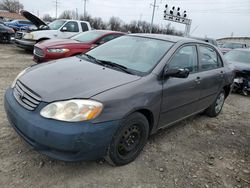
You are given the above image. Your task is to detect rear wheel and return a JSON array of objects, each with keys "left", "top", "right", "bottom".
[
  {"left": 205, "top": 90, "right": 225, "bottom": 117},
  {"left": 106, "top": 112, "right": 149, "bottom": 166}
]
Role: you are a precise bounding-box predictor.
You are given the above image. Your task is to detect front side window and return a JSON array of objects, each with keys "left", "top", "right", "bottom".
[
  {"left": 63, "top": 21, "right": 79, "bottom": 32},
  {"left": 168, "top": 46, "right": 198, "bottom": 73},
  {"left": 82, "top": 36, "right": 174, "bottom": 75},
  {"left": 199, "top": 46, "right": 222, "bottom": 71}
]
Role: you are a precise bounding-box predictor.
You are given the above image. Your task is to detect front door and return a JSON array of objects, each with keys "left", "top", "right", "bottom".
[
  {"left": 59, "top": 21, "right": 80, "bottom": 38},
  {"left": 159, "top": 45, "right": 201, "bottom": 128}
]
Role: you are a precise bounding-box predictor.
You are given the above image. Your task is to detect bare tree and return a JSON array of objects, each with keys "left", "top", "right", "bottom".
[
  {"left": 108, "top": 16, "right": 122, "bottom": 31},
  {"left": 59, "top": 10, "right": 183, "bottom": 36},
  {"left": 59, "top": 10, "right": 77, "bottom": 19},
  {"left": 0, "top": 0, "right": 24, "bottom": 13},
  {"left": 91, "top": 17, "right": 107, "bottom": 30},
  {"left": 42, "top": 14, "right": 53, "bottom": 22}
]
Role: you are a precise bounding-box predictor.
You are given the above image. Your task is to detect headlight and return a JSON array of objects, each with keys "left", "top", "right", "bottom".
[
  {"left": 11, "top": 67, "right": 30, "bottom": 88},
  {"left": 23, "top": 33, "right": 34, "bottom": 40},
  {"left": 47, "top": 48, "right": 70, "bottom": 53},
  {"left": 40, "top": 100, "right": 103, "bottom": 122}
]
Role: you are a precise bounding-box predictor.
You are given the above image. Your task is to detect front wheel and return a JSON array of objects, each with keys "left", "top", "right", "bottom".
[
  {"left": 106, "top": 112, "right": 149, "bottom": 166},
  {"left": 205, "top": 90, "right": 225, "bottom": 117}
]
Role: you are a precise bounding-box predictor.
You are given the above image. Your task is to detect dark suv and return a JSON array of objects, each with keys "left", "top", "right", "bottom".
[{"left": 4, "top": 34, "right": 234, "bottom": 166}]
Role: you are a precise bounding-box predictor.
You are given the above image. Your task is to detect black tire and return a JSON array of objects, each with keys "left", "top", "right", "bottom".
[
  {"left": 106, "top": 112, "right": 149, "bottom": 166},
  {"left": 205, "top": 90, "right": 225, "bottom": 117}
]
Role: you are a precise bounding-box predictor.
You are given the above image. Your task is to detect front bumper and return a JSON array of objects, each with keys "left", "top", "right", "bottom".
[
  {"left": 4, "top": 88, "right": 120, "bottom": 161},
  {"left": 15, "top": 39, "right": 36, "bottom": 50}
]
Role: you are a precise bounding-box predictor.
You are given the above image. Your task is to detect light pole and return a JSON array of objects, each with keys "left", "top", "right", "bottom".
[{"left": 150, "top": 0, "right": 158, "bottom": 33}]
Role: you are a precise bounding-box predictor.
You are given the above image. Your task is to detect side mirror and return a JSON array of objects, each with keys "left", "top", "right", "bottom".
[
  {"left": 61, "top": 27, "right": 67, "bottom": 32},
  {"left": 164, "top": 68, "right": 190, "bottom": 78}
]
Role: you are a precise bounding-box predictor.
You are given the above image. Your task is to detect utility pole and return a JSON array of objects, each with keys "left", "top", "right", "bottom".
[
  {"left": 53, "top": 0, "right": 59, "bottom": 19},
  {"left": 150, "top": 0, "right": 158, "bottom": 33},
  {"left": 83, "top": 0, "right": 87, "bottom": 19}
]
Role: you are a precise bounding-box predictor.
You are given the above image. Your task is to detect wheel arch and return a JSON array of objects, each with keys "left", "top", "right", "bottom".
[
  {"left": 223, "top": 84, "right": 231, "bottom": 98},
  {"left": 124, "top": 108, "right": 155, "bottom": 135},
  {"left": 37, "top": 38, "right": 50, "bottom": 43}
]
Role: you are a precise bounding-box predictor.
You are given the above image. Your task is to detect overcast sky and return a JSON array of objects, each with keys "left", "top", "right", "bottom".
[{"left": 19, "top": 0, "right": 250, "bottom": 39}]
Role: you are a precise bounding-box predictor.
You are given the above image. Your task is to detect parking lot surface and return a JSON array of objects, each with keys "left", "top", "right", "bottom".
[{"left": 0, "top": 44, "right": 249, "bottom": 188}]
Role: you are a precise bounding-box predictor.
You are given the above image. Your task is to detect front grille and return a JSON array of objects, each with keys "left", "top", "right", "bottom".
[
  {"left": 34, "top": 47, "right": 45, "bottom": 57},
  {"left": 15, "top": 32, "right": 23, "bottom": 39},
  {"left": 13, "top": 81, "right": 41, "bottom": 111}
]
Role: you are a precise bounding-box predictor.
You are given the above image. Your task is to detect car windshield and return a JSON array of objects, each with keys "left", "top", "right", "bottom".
[
  {"left": 224, "top": 50, "right": 250, "bottom": 64},
  {"left": 80, "top": 35, "right": 173, "bottom": 75},
  {"left": 71, "top": 31, "right": 106, "bottom": 42},
  {"left": 48, "top": 20, "right": 66, "bottom": 30},
  {"left": 222, "top": 43, "right": 244, "bottom": 49}
]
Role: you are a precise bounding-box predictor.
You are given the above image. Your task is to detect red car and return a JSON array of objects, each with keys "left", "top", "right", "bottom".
[{"left": 33, "top": 30, "right": 124, "bottom": 63}]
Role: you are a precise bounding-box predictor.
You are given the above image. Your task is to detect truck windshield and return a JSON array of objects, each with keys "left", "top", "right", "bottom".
[{"left": 48, "top": 20, "right": 66, "bottom": 30}]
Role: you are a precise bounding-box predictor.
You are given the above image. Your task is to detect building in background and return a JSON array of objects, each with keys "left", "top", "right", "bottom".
[{"left": 0, "top": 10, "right": 26, "bottom": 21}]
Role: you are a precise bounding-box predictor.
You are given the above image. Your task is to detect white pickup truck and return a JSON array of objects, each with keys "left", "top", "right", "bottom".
[{"left": 15, "top": 10, "right": 91, "bottom": 51}]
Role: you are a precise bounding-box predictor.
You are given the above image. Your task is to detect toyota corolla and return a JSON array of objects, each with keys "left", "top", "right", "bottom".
[{"left": 4, "top": 34, "right": 234, "bottom": 166}]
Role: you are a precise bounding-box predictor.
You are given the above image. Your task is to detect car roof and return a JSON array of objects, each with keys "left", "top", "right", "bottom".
[{"left": 128, "top": 33, "right": 205, "bottom": 44}]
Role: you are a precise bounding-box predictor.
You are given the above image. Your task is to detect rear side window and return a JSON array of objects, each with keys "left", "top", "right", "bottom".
[
  {"left": 81, "top": 22, "right": 89, "bottom": 31},
  {"left": 97, "top": 34, "right": 122, "bottom": 44},
  {"left": 168, "top": 45, "right": 198, "bottom": 73},
  {"left": 199, "top": 46, "right": 222, "bottom": 71},
  {"left": 63, "top": 21, "right": 79, "bottom": 32}
]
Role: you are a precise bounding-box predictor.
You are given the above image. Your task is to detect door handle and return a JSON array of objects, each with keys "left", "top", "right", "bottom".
[
  {"left": 195, "top": 76, "right": 201, "bottom": 84},
  {"left": 220, "top": 71, "right": 224, "bottom": 77}
]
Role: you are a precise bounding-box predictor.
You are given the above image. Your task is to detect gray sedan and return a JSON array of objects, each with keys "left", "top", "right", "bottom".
[{"left": 4, "top": 34, "right": 234, "bottom": 166}]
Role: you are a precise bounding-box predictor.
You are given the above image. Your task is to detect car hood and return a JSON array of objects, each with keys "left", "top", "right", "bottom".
[
  {"left": 19, "top": 57, "right": 141, "bottom": 102},
  {"left": 38, "top": 39, "right": 82, "bottom": 48},
  {"left": 227, "top": 61, "right": 250, "bottom": 71},
  {"left": 21, "top": 10, "right": 47, "bottom": 28}
]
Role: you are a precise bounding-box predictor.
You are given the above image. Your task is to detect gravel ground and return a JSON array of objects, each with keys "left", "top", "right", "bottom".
[{"left": 0, "top": 44, "right": 249, "bottom": 188}]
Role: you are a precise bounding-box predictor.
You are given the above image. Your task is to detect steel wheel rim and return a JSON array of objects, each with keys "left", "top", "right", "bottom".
[
  {"left": 117, "top": 124, "right": 142, "bottom": 158},
  {"left": 215, "top": 93, "right": 225, "bottom": 114}
]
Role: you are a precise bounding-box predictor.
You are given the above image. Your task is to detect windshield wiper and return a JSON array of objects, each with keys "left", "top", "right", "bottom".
[
  {"left": 97, "top": 59, "right": 134, "bottom": 75},
  {"left": 82, "top": 54, "right": 134, "bottom": 75},
  {"left": 82, "top": 54, "right": 105, "bottom": 65}
]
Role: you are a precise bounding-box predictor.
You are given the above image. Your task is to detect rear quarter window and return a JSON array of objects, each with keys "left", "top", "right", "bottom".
[{"left": 81, "top": 22, "right": 89, "bottom": 32}]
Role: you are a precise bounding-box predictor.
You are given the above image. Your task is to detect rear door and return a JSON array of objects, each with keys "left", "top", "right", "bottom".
[
  {"left": 159, "top": 45, "right": 201, "bottom": 127},
  {"left": 197, "top": 45, "right": 224, "bottom": 110}
]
